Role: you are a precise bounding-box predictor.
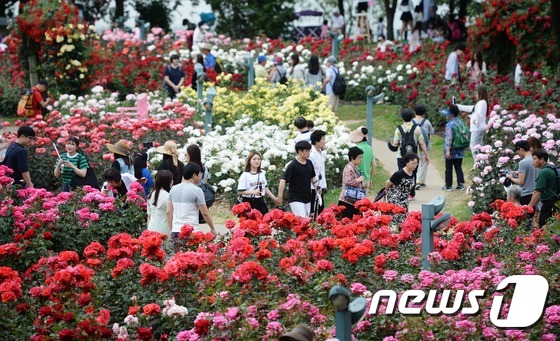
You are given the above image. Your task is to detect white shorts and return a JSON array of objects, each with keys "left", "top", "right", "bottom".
[{"left": 289, "top": 202, "right": 311, "bottom": 218}]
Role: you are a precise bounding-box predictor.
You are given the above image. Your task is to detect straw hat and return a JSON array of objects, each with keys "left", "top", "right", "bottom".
[
  {"left": 279, "top": 326, "right": 315, "bottom": 341},
  {"left": 106, "top": 140, "right": 131, "bottom": 156},
  {"left": 156, "top": 140, "right": 179, "bottom": 166},
  {"left": 349, "top": 126, "right": 367, "bottom": 143},
  {"left": 200, "top": 43, "right": 212, "bottom": 51}
]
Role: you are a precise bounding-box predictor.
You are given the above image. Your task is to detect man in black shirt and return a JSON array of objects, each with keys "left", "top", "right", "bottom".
[
  {"left": 276, "top": 141, "right": 318, "bottom": 217},
  {"left": 3, "top": 126, "right": 35, "bottom": 188}
]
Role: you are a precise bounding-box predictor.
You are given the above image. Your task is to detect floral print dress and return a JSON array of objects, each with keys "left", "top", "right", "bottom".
[{"left": 386, "top": 169, "right": 415, "bottom": 223}]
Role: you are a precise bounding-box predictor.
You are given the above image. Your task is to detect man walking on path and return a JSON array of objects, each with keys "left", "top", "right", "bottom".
[
  {"left": 276, "top": 141, "right": 319, "bottom": 217},
  {"left": 528, "top": 149, "right": 559, "bottom": 227},
  {"left": 412, "top": 105, "right": 434, "bottom": 189},
  {"left": 167, "top": 162, "right": 217, "bottom": 238},
  {"left": 3, "top": 126, "right": 36, "bottom": 188},
  {"left": 350, "top": 126, "right": 376, "bottom": 190}
]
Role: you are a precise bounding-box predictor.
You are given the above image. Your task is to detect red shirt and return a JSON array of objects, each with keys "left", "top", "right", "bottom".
[{"left": 31, "top": 86, "right": 44, "bottom": 117}]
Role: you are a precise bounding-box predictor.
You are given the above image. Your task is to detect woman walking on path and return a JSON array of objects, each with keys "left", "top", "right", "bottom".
[
  {"left": 442, "top": 105, "right": 466, "bottom": 191},
  {"left": 237, "top": 151, "right": 278, "bottom": 215},
  {"left": 457, "top": 85, "right": 488, "bottom": 159},
  {"left": 54, "top": 137, "right": 89, "bottom": 192},
  {"left": 147, "top": 170, "right": 173, "bottom": 236},
  {"left": 338, "top": 147, "right": 365, "bottom": 219},
  {"left": 384, "top": 153, "right": 418, "bottom": 218}
]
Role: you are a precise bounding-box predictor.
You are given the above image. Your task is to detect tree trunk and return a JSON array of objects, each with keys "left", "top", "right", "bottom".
[
  {"left": 458, "top": 0, "right": 469, "bottom": 19},
  {"left": 552, "top": 0, "right": 560, "bottom": 68},
  {"left": 115, "top": 0, "right": 125, "bottom": 21},
  {"left": 384, "top": 0, "right": 398, "bottom": 41}
]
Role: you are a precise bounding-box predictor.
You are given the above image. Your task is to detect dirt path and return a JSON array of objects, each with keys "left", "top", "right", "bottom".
[{"left": 370, "top": 137, "right": 450, "bottom": 211}]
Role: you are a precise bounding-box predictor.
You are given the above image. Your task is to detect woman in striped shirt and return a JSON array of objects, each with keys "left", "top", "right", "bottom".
[{"left": 54, "top": 137, "right": 89, "bottom": 192}]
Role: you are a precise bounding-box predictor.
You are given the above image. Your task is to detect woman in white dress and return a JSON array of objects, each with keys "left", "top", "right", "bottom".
[{"left": 147, "top": 170, "right": 173, "bottom": 236}]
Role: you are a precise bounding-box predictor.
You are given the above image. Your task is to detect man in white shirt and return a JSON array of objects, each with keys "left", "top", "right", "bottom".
[
  {"left": 331, "top": 9, "right": 345, "bottom": 36},
  {"left": 167, "top": 162, "right": 216, "bottom": 238},
  {"left": 309, "top": 130, "right": 327, "bottom": 216},
  {"left": 445, "top": 44, "right": 465, "bottom": 84},
  {"left": 193, "top": 21, "right": 208, "bottom": 46}
]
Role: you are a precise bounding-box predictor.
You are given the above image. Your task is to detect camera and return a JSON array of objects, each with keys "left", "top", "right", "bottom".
[{"left": 143, "top": 141, "right": 154, "bottom": 149}]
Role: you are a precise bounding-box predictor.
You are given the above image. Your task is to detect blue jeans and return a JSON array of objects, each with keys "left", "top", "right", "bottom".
[{"left": 62, "top": 183, "right": 71, "bottom": 192}]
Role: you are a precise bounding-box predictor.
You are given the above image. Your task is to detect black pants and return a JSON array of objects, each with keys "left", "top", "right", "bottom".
[
  {"left": 520, "top": 194, "right": 532, "bottom": 206},
  {"left": 310, "top": 189, "right": 324, "bottom": 217},
  {"left": 338, "top": 200, "right": 359, "bottom": 219},
  {"left": 242, "top": 196, "right": 269, "bottom": 215},
  {"left": 539, "top": 200, "right": 558, "bottom": 227},
  {"left": 445, "top": 158, "right": 464, "bottom": 187},
  {"left": 397, "top": 157, "right": 416, "bottom": 197}
]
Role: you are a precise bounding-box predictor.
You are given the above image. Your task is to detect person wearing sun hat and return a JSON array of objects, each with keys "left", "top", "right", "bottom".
[
  {"left": 279, "top": 325, "right": 315, "bottom": 341},
  {"left": 268, "top": 55, "right": 287, "bottom": 85},
  {"left": 200, "top": 42, "right": 216, "bottom": 71},
  {"left": 106, "top": 139, "right": 133, "bottom": 175},
  {"left": 157, "top": 140, "right": 184, "bottom": 185},
  {"left": 350, "top": 126, "right": 376, "bottom": 191}
]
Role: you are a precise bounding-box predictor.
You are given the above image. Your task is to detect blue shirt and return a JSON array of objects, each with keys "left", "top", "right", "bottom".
[
  {"left": 204, "top": 53, "right": 216, "bottom": 69},
  {"left": 444, "top": 117, "right": 465, "bottom": 159},
  {"left": 141, "top": 168, "right": 154, "bottom": 196},
  {"left": 326, "top": 66, "right": 337, "bottom": 95}
]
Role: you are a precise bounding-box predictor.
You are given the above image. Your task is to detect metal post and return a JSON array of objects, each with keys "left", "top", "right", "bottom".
[
  {"left": 334, "top": 310, "right": 351, "bottom": 341},
  {"left": 197, "top": 78, "right": 203, "bottom": 113},
  {"left": 421, "top": 203, "right": 435, "bottom": 270},
  {"left": 332, "top": 34, "right": 339, "bottom": 58},
  {"left": 246, "top": 56, "right": 255, "bottom": 90},
  {"left": 205, "top": 107, "right": 212, "bottom": 134}
]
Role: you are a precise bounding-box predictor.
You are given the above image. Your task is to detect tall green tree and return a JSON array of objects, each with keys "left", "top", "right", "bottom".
[
  {"left": 207, "top": 0, "right": 295, "bottom": 39},
  {"left": 135, "top": 0, "right": 180, "bottom": 31}
]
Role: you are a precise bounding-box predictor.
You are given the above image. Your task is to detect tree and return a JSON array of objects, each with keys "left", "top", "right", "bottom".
[
  {"left": 381, "top": 0, "right": 398, "bottom": 41},
  {"left": 134, "top": 0, "right": 180, "bottom": 31},
  {"left": 469, "top": 0, "right": 556, "bottom": 73},
  {"left": 207, "top": 0, "right": 295, "bottom": 39},
  {"left": 73, "top": 0, "right": 111, "bottom": 24}
]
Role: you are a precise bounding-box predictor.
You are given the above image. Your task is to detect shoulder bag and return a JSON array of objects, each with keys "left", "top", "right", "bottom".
[{"left": 70, "top": 154, "right": 100, "bottom": 190}]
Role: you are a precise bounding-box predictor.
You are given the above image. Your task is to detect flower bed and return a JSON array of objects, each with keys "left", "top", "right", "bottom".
[
  {"left": 0, "top": 177, "right": 558, "bottom": 339},
  {"left": 469, "top": 105, "right": 560, "bottom": 213}
]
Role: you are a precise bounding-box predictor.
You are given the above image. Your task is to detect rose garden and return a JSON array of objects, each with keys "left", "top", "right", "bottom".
[{"left": 0, "top": 0, "right": 560, "bottom": 340}]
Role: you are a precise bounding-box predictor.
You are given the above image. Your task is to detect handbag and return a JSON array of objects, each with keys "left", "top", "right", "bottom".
[
  {"left": 70, "top": 155, "right": 100, "bottom": 190},
  {"left": 344, "top": 186, "right": 366, "bottom": 201}
]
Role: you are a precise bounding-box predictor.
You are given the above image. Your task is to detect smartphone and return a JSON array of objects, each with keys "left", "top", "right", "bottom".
[{"left": 452, "top": 96, "right": 456, "bottom": 105}]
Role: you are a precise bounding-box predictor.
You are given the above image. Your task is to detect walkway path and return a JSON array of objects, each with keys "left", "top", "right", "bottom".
[{"left": 370, "top": 137, "right": 449, "bottom": 212}]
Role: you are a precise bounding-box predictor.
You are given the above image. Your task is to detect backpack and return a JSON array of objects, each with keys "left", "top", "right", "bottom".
[
  {"left": 278, "top": 69, "right": 288, "bottom": 85},
  {"left": 332, "top": 68, "right": 347, "bottom": 96},
  {"left": 417, "top": 118, "right": 430, "bottom": 147},
  {"left": 452, "top": 119, "right": 470, "bottom": 149},
  {"left": 214, "top": 58, "right": 224, "bottom": 74},
  {"left": 398, "top": 124, "right": 418, "bottom": 157},
  {"left": 17, "top": 89, "right": 35, "bottom": 118},
  {"left": 543, "top": 164, "right": 560, "bottom": 201}
]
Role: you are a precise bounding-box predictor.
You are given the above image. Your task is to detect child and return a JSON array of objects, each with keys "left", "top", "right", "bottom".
[{"left": 321, "top": 19, "right": 329, "bottom": 39}]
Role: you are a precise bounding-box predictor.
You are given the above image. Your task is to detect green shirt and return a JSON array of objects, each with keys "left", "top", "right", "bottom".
[
  {"left": 356, "top": 141, "right": 374, "bottom": 183},
  {"left": 535, "top": 165, "right": 559, "bottom": 202},
  {"left": 57, "top": 153, "right": 89, "bottom": 185}
]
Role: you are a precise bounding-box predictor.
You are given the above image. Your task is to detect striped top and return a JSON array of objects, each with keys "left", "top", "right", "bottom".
[{"left": 58, "top": 153, "right": 89, "bottom": 184}]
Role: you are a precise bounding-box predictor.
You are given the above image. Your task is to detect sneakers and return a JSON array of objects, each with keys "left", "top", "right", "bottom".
[
  {"left": 456, "top": 184, "right": 465, "bottom": 191},
  {"left": 441, "top": 185, "right": 453, "bottom": 191}
]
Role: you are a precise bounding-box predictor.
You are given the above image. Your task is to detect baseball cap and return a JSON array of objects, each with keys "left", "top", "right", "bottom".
[{"left": 257, "top": 55, "right": 266, "bottom": 63}]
